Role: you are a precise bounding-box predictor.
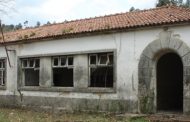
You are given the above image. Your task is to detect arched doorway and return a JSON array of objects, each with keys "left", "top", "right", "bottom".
[
  {"left": 157, "top": 53, "right": 183, "bottom": 112},
  {"left": 138, "top": 31, "right": 190, "bottom": 114}
]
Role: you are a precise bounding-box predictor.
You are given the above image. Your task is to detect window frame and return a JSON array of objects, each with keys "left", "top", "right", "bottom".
[
  {"left": 89, "top": 54, "right": 98, "bottom": 66},
  {"left": 88, "top": 52, "right": 115, "bottom": 88},
  {"left": 21, "top": 58, "right": 40, "bottom": 87},
  {"left": 18, "top": 50, "right": 116, "bottom": 93},
  {"left": 0, "top": 58, "right": 6, "bottom": 89},
  {"left": 52, "top": 55, "right": 74, "bottom": 87}
]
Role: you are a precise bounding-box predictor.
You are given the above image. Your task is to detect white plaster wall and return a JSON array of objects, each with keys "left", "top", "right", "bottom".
[
  {"left": 0, "top": 25, "right": 190, "bottom": 101},
  {"left": 0, "top": 47, "right": 6, "bottom": 58},
  {"left": 17, "top": 35, "right": 116, "bottom": 57}
]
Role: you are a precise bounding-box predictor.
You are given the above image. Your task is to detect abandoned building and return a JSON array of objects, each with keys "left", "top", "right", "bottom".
[{"left": 0, "top": 5, "right": 190, "bottom": 114}]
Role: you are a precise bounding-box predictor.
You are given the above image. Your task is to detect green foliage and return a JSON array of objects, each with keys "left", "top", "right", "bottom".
[
  {"left": 62, "top": 27, "right": 73, "bottom": 34},
  {"left": 156, "top": 0, "right": 170, "bottom": 7},
  {"left": 178, "top": 0, "right": 183, "bottom": 5},
  {"left": 156, "top": 0, "right": 190, "bottom": 7},
  {"left": 2, "top": 24, "right": 14, "bottom": 32},
  {"left": 1, "top": 20, "right": 50, "bottom": 33},
  {"left": 15, "top": 23, "right": 22, "bottom": 30},
  {"left": 1, "top": 23, "right": 23, "bottom": 32},
  {"left": 0, "top": 113, "right": 9, "bottom": 122},
  {"left": 129, "top": 117, "right": 148, "bottom": 122},
  {"left": 185, "top": 0, "right": 190, "bottom": 7},
  {"left": 24, "top": 34, "right": 28, "bottom": 39},
  {"left": 129, "top": 7, "right": 140, "bottom": 12},
  {"left": 30, "top": 32, "right": 36, "bottom": 37},
  {"left": 0, "top": 108, "right": 149, "bottom": 122},
  {"left": 36, "top": 21, "right": 41, "bottom": 27},
  {"left": 129, "top": 7, "right": 135, "bottom": 12},
  {"left": 23, "top": 20, "right": 28, "bottom": 27},
  {"left": 46, "top": 21, "right": 51, "bottom": 25}
]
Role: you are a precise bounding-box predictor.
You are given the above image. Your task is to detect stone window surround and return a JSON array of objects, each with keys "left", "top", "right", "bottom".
[
  {"left": 0, "top": 58, "right": 6, "bottom": 90},
  {"left": 138, "top": 30, "right": 190, "bottom": 114},
  {"left": 18, "top": 49, "right": 117, "bottom": 93}
]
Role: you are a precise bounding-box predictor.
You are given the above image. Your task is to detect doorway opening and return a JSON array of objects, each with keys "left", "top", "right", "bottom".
[{"left": 157, "top": 52, "right": 183, "bottom": 112}]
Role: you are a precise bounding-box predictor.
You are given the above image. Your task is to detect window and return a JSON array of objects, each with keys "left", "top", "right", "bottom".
[
  {"left": 52, "top": 56, "right": 73, "bottom": 87},
  {"left": 0, "top": 59, "right": 5, "bottom": 86},
  {"left": 89, "top": 53, "right": 113, "bottom": 88},
  {"left": 21, "top": 58, "right": 40, "bottom": 86}
]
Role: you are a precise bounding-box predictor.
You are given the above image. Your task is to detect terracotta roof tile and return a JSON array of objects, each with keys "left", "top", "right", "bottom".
[{"left": 1, "top": 5, "right": 190, "bottom": 44}]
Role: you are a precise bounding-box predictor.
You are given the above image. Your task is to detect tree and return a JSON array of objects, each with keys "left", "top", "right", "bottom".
[
  {"left": 36, "top": 21, "right": 41, "bottom": 27},
  {"left": 178, "top": 0, "right": 183, "bottom": 5},
  {"left": 170, "top": 0, "right": 178, "bottom": 5},
  {"left": 156, "top": 0, "right": 171, "bottom": 7},
  {"left": 15, "top": 23, "right": 22, "bottom": 30},
  {"left": 156, "top": 0, "right": 190, "bottom": 7},
  {"left": 46, "top": 21, "right": 51, "bottom": 25},
  {"left": 129, "top": 7, "right": 135, "bottom": 12},
  {"left": 185, "top": 0, "right": 190, "bottom": 7},
  {"left": 2, "top": 24, "right": 14, "bottom": 32},
  {"left": 23, "top": 20, "right": 28, "bottom": 28},
  {"left": 129, "top": 6, "right": 140, "bottom": 12}
]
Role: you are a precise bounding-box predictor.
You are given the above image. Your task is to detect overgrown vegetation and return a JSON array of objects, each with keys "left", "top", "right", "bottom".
[
  {"left": 62, "top": 27, "right": 73, "bottom": 34},
  {"left": 130, "top": 0, "right": 190, "bottom": 12},
  {"left": 156, "top": 0, "right": 190, "bottom": 7},
  {"left": 0, "top": 108, "right": 149, "bottom": 122},
  {"left": 30, "top": 32, "right": 36, "bottom": 37},
  {"left": 129, "top": 117, "right": 148, "bottom": 122}
]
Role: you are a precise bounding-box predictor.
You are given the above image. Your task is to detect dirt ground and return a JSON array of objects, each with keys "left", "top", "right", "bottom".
[
  {"left": 0, "top": 108, "right": 148, "bottom": 122},
  {"left": 146, "top": 113, "right": 190, "bottom": 122},
  {"left": 0, "top": 108, "right": 190, "bottom": 122}
]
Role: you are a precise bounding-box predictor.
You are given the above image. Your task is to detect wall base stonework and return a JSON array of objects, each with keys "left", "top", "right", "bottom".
[{"left": 0, "top": 95, "right": 138, "bottom": 113}]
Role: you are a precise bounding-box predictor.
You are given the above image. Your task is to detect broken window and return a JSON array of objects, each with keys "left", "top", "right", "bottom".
[
  {"left": 89, "top": 53, "right": 113, "bottom": 88},
  {"left": 21, "top": 58, "right": 40, "bottom": 86},
  {"left": 52, "top": 56, "right": 73, "bottom": 87},
  {"left": 0, "top": 59, "right": 5, "bottom": 86}
]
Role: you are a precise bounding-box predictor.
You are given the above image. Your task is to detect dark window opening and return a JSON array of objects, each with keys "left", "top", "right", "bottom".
[
  {"left": 52, "top": 56, "right": 74, "bottom": 87},
  {"left": 53, "top": 68, "right": 73, "bottom": 87},
  {"left": 157, "top": 53, "right": 183, "bottom": 112},
  {"left": 35, "top": 59, "right": 40, "bottom": 68},
  {"left": 0, "top": 59, "right": 5, "bottom": 86},
  {"left": 68, "top": 57, "right": 73, "bottom": 66},
  {"left": 89, "top": 53, "right": 113, "bottom": 88},
  {"left": 90, "top": 67, "right": 113, "bottom": 87},
  {"left": 99, "top": 55, "right": 107, "bottom": 65},
  {"left": 29, "top": 59, "right": 34, "bottom": 67},
  {"left": 22, "top": 60, "right": 27, "bottom": 67},
  {"left": 21, "top": 58, "right": 40, "bottom": 86},
  {"left": 108, "top": 54, "right": 113, "bottom": 65},
  {"left": 53, "top": 58, "right": 59, "bottom": 66},
  {"left": 24, "top": 69, "right": 39, "bottom": 86},
  {"left": 90, "top": 55, "right": 97, "bottom": 65},
  {"left": 61, "top": 57, "right": 67, "bottom": 66}
]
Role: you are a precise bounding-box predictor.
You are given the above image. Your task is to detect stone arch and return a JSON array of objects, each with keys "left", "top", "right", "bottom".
[{"left": 138, "top": 30, "right": 190, "bottom": 114}]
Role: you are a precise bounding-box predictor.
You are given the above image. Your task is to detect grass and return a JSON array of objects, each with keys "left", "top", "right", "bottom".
[
  {"left": 0, "top": 108, "right": 148, "bottom": 122},
  {"left": 128, "top": 117, "right": 148, "bottom": 122}
]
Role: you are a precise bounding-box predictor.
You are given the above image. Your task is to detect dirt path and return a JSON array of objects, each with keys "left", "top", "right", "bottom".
[{"left": 147, "top": 113, "right": 190, "bottom": 122}]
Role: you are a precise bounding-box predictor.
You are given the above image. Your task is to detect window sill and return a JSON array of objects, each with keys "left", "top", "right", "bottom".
[
  {"left": 19, "top": 86, "right": 116, "bottom": 93},
  {"left": 79, "top": 87, "right": 116, "bottom": 93},
  {"left": 0, "top": 86, "right": 6, "bottom": 90}
]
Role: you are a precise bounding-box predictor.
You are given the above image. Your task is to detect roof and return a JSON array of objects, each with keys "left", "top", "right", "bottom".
[{"left": 1, "top": 5, "right": 190, "bottom": 44}]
